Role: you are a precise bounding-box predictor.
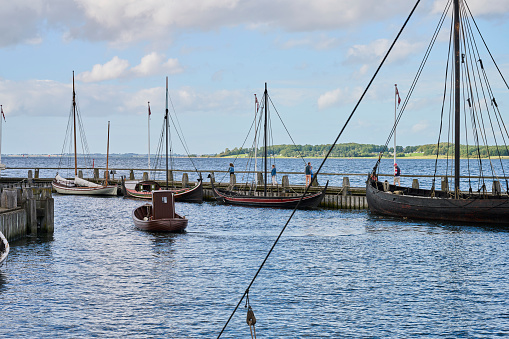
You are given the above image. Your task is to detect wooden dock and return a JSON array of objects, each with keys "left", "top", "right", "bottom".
[
  {"left": 0, "top": 182, "right": 54, "bottom": 242},
  {"left": 1, "top": 168, "right": 369, "bottom": 210}
]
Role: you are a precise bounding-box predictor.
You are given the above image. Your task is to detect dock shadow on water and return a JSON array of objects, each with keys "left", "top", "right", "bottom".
[{"left": 0, "top": 195, "right": 508, "bottom": 337}]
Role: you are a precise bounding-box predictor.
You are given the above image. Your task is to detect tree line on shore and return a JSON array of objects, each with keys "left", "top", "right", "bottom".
[{"left": 214, "top": 143, "right": 509, "bottom": 158}]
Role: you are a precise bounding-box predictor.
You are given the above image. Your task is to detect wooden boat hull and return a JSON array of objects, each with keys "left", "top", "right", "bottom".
[
  {"left": 366, "top": 177, "right": 509, "bottom": 225},
  {"left": 0, "top": 231, "right": 9, "bottom": 267},
  {"left": 132, "top": 204, "right": 188, "bottom": 232},
  {"left": 52, "top": 180, "right": 118, "bottom": 196},
  {"left": 123, "top": 179, "right": 203, "bottom": 202},
  {"left": 211, "top": 181, "right": 328, "bottom": 209}
]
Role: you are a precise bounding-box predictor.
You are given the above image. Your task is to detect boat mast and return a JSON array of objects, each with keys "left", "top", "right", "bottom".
[
  {"left": 148, "top": 102, "right": 151, "bottom": 170},
  {"left": 73, "top": 71, "right": 78, "bottom": 177},
  {"left": 394, "top": 85, "right": 397, "bottom": 166},
  {"left": 453, "top": 0, "right": 461, "bottom": 195},
  {"left": 165, "top": 77, "right": 169, "bottom": 190},
  {"left": 106, "top": 121, "right": 110, "bottom": 185},
  {"left": 254, "top": 94, "right": 258, "bottom": 176},
  {"left": 264, "top": 82, "right": 268, "bottom": 196}
]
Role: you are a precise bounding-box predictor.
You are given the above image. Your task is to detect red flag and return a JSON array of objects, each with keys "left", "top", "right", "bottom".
[
  {"left": 148, "top": 102, "right": 151, "bottom": 116},
  {"left": 1, "top": 105, "right": 4, "bottom": 121},
  {"left": 395, "top": 84, "right": 401, "bottom": 106},
  {"left": 254, "top": 94, "right": 259, "bottom": 112}
]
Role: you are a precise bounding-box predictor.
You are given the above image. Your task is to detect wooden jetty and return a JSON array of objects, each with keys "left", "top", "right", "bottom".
[
  {"left": 4, "top": 167, "right": 371, "bottom": 210},
  {"left": 0, "top": 181, "right": 54, "bottom": 242},
  {"left": 5, "top": 166, "right": 505, "bottom": 212}
]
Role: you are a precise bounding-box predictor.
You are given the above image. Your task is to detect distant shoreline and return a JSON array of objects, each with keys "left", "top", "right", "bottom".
[{"left": 4, "top": 154, "right": 508, "bottom": 160}]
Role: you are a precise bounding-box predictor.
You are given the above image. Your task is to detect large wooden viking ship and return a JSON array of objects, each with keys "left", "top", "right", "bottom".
[
  {"left": 366, "top": 0, "right": 509, "bottom": 225},
  {"left": 210, "top": 83, "right": 328, "bottom": 209}
]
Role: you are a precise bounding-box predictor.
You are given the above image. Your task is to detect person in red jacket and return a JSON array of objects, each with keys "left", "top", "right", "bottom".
[{"left": 394, "top": 163, "right": 401, "bottom": 186}]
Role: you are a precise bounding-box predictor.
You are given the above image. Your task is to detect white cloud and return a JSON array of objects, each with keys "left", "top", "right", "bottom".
[
  {"left": 317, "top": 87, "right": 365, "bottom": 110},
  {"left": 2, "top": 0, "right": 509, "bottom": 48},
  {"left": 318, "top": 88, "right": 343, "bottom": 109},
  {"left": 411, "top": 120, "right": 430, "bottom": 133},
  {"left": 432, "top": 0, "right": 509, "bottom": 17},
  {"left": 77, "top": 53, "right": 183, "bottom": 82},
  {"left": 131, "top": 53, "right": 184, "bottom": 77},
  {"left": 77, "top": 56, "right": 130, "bottom": 82},
  {"left": 345, "top": 39, "right": 423, "bottom": 65}
]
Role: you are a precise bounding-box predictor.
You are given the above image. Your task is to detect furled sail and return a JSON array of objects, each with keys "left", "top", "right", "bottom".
[
  {"left": 55, "top": 174, "right": 75, "bottom": 186},
  {"left": 75, "top": 176, "right": 103, "bottom": 188}
]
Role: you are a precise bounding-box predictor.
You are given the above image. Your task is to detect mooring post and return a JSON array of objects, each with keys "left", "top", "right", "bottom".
[
  {"left": 28, "top": 170, "right": 33, "bottom": 179},
  {"left": 311, "top": 174, "right": 319, "bottom": 187},
  {"left": 257, "top": 172, "right": 263, "bottom": 185},
  {"left": 22, "top": 188, "right": 37, "bottom": 235},
  {"left": 78, "top": 170, "right": 83, "bottom": 178},
  {"left": 142, "top": 172, "right": 149, "bottom": 181},
  {"left": 441, "top": 176, "right": 449, "bottom": 192},
  {"left": 182, "top": 173, "right": 189, "bottom": 188},
  {"left": 493, "top": 180, "right": 501, "bottom": 196},
  {"left": 40, "top": 191, "right": 55, "bottom": 234},
  {"left": 1, "top": 189, "right": 17, "bottom": 209},
  {"left": 412, "top": 179, "right": 419, "bottom": 189},
  {"left": 35, "top": 168, "right": 40, "bottom": 179},
  {"left": 229, "top": 173, "right": 236, "bottom": 189},
  {"left": 342, "top": 177, "right": 350, "bottom": 196},
  {"left": 129, "top": 169, "right": 135, "bottom": 180},
  {"left": 94, "top": 168, "right": 99, "bottom": 179}
]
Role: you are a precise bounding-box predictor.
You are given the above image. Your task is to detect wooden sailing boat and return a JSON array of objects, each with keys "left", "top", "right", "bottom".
[
  {"left": 131, "top": 77, "right": 190, "bottom": 232},
  {"left": 52, "top": 72, "right": 117, "bottom": 196},
  {"left": 210, "top": 83, "right": 328, "bottom": 209},
  {"left": 122, "top": 77, "right": 203, "bottom": 202},
  {"left": 366, "top": 0, "right": 509, "bottom": 225}
]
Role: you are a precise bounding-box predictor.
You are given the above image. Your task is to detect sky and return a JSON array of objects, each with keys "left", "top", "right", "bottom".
[{"left": 1, "top": 0, "right": 509, "bottom": 156}]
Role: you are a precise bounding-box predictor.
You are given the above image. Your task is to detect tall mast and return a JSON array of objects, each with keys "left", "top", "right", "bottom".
[
  {"left": 106, "top": 121, "right": 110, "bottom": 185},
  {"left": 254, "top": 94, "right": 258, "bottom": 175},
  {"left": 73, "top": 71, "right": 78, "bottom": 177},
  {"left": 165, "top": 77, "right": 169, "bottom": 189},
  {"left": 148, "top": 101, "right": 151, "bottom": 170},
  {"left": 394, "top": 85, "right": 397, "bottom": 166},
  {"left": 453, "top": 0, "right": 461, "bottom": 195},
  {"left": 264, "top": 83, "right": 268, "bottom": 196}
]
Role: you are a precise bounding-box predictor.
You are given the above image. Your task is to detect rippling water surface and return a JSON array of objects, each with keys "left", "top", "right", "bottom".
[
  {"left": 2, "top": 157, "right": 509, "bottom": 337},
  {"left": 1, "top": 192, "right": 509, "bottom": 338}
]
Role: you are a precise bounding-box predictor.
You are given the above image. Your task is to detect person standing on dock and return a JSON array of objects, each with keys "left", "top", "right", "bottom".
[
  {"left": 394, "top": 163, "right": 401, "bottom": 186},
  {"left": 228, "top": 163, "right": 235, "bottom": 176},
  {"left": 271, "top": 164, "right": 277, "bottom": 185},
  {"left": 305, "top": 162, "right": 311, "bottom": 186}
]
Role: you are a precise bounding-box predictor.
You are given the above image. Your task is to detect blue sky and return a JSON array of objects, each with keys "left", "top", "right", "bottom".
[{"left": 1, "top": 0, "right": 508, "bottom": 155}]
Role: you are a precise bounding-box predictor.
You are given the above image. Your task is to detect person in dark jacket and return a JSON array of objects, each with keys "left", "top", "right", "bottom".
[
  {"left": 305, "top": 162, "right": 311, "bottom": 186},
  {"left": 271, "top": 164, "right": 277, "bottom": 185}
]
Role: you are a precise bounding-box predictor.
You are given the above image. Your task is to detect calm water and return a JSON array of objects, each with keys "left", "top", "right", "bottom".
[{"left": 1, "top": 157, "right": 509, "bottom": 337}]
